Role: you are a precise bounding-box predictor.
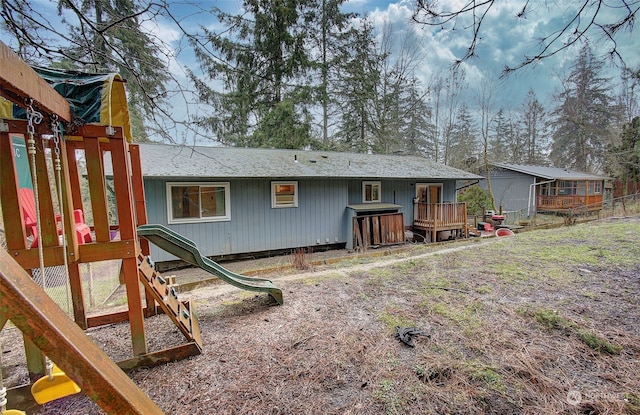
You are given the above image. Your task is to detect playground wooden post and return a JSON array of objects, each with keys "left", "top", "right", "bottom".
[
  {"left": 110, "top": 132, "right": 147, "bottom": 356},
  {"left": 130, "top": 143, "right": 158, "bottom": 317},
  {"left": 83, "top": 137, "right": 111, "bottom": 242},
  {"left": 0, "top": 249, "right": 165, "bottom": 415},
  {"left": 2, "top": 41, "right": 202, "bottom": 412}
]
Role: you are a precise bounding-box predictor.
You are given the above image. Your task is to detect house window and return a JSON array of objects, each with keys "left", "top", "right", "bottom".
[
  {"left": 558, "top": 180, "right": 576, "bottom": 195},
  {"left": 167, "top": 182, "right": 230, "bottom": 223},
  {"left": 363, "top": 181, "right": 381, "bottom": 203},
  {"left": 588, "top": 181, "right": 602, "bottom": 195},
  {"left": 272, "top": 181, "right": 298, "bottom": 208}
]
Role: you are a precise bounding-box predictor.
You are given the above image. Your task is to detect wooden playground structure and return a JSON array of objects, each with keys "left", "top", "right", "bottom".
[{"left": 0, "top": 42, "right": 202, "bottom": 414}]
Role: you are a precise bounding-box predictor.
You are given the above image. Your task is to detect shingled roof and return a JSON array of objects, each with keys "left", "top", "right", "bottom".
[
  {"left": 134, "top": 143, "right": 482, "bottom": 180},
  {"left": 491, "top": 162, "right": 608, "bottom": 181}
]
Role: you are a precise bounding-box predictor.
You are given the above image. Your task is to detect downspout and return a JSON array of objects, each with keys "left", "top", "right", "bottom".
[{"left": 528, "top": 179, "right": 556, "bottom": 217}]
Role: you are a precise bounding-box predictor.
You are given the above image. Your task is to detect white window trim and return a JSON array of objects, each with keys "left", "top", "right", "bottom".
[
  {"left": 362, "top": 181, "right": 381, "bottom": 203},
  {"left": 166, "top": 182, "right": 230, "bottom": 224},
  {"left": 271, "top": 181, "right": 298, "bottom": 208}
]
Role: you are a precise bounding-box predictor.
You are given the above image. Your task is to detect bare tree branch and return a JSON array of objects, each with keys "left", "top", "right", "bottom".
[{"left": 412, "top": 0, "right": 639, "bottom": 77}]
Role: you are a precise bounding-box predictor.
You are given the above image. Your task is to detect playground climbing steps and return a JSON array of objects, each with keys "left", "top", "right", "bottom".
[
  {"left": 137, "top": 253, "right": 203, "bottom": 350},
  {"left": 137, "top": 224, "right": 284, "bottom": 305}
]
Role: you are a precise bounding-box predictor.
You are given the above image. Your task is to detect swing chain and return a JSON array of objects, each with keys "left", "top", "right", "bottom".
[
  {"left": 26, "top": 99, "right": 43, "bottom": 156},
  {"left": 0, "top": 386, "right": 6, "bottom": 411},
  {"left": 1, "top": 337, "right": 8, "bottom": 411},
  {"left": 50, "top": 114, "right": 61, "bottom": 172}
]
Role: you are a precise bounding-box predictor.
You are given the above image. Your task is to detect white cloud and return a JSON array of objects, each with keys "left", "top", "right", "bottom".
[{"left": 370, "top": 0, "right": 638, "bottom": 113}]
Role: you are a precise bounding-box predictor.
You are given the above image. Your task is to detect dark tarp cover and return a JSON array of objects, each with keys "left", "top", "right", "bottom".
[{"left": 0, "top": 67, "right": 132, "bottom": 142}]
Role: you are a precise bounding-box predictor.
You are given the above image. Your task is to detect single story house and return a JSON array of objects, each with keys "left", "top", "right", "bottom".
[
  {"left": 132, "top": 143, "right": 482, "bottom": 265},
  {"left": 482, "top": 163, "right": 609, "bottom": 216}
]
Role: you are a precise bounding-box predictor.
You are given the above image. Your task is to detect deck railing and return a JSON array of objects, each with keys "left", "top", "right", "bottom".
[
  {"left": 537, "top": 195, "right": 603, "bottom": 211},
  {"left": 414, "top": 202, "right": 467, "bottom": 228}
]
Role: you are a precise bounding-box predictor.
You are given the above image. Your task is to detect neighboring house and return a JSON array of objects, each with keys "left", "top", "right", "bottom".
[
  {"left": 134, "top": 143, "right": 482, "bottom": 264},
  {"left": 482, "top": 163, "right": 608, "bottom": 216}
]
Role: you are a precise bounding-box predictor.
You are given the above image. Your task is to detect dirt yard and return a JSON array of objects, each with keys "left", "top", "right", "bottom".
[{"left": 3, "top": 216, "right": 640, "bottom": 414}]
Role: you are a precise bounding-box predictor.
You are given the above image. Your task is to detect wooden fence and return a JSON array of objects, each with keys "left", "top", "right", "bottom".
[{"left": 353, "top": 212, "right": 404, "bottom": 251}]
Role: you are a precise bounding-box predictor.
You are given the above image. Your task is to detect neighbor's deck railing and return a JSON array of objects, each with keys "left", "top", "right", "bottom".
[{"left": 537, "top": 194, "right": 603, "bottom": 211}]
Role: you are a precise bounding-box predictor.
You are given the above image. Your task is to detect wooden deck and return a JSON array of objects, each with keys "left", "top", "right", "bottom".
[
  {"left": 413, "top": 202, "right": 468, "bottom": 242},
  {"left": 537, "top": 195, "right": 603, "bottom": 212}
]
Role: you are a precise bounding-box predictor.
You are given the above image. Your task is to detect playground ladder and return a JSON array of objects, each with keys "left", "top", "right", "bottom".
[{"left": 137, "top": 254, "right": 203, "bottom": 350}]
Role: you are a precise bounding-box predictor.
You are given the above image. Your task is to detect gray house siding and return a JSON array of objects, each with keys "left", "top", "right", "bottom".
[
  {"left": 346, "top": 179, "right": 413, "bottom": 222},
  {"left": 143, "top": 176, "right": 461, "bottom": 262},
  {"left": 144, "top": 177, "right": 351, "bottom": 262},
  {"left": 346, "top": 179, "right": 457, "bottom": 226},
  {"left": 129, "top": 144, "right": 483, "bottom": 263},
  {"left": 482, "top": 168, "right": 535, "bottom": 214}
]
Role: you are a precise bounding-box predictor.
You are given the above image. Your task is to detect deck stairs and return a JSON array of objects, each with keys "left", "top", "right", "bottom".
[
  {"left": 137, "top": 253, "right": 203, "bottom": 350},
  {"left": 466, "top": 223, "right": 481, "bottom": 237}
]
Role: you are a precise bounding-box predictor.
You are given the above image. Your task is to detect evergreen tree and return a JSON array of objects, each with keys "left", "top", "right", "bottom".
[
  {"left": 489, "top": 108, "right": 510, "bottom": 162},
  {"left": 606, "top": 116, "right": 640, "bottom": 195},
  {"left": 604, "top": 68, "right": 640, "bottom": 189},
  {"left": 426, "top": 75, "right": 444, "bottom": 162},
  {"left": 448, "top": 103, "right": 478, "bottom": 169},
  {"left": 520, "top": 89, "right": 547, "bottom": 164},
  {"left": 476, "top": 78, "right": 496, "bottom": 205},
  {"left": 368, "top": 23, "right": 431, "bottom": 156},
  {"left": 305, "top": 0, "right": 355, "bottom": 146},
  {"left": 368, "top": 22, "right": 398, "bottom": 154},
  {"left": 550, "top": 46, "right": 614, "bottom": 172},
  {"left": 438, "top": 66, "right": 466, "bottom": 166},
  {"left": 334, "top": 19, "right": 381, "bottom": 153},
  {"left": 401, "top": 78, "right": 434, "bottom": 157},
  {"left": 490, "top": 108, "right": 524, "bottom": 164},
  {"left": 190, "top": 0, "right": 314, "bottom": 148},
  {"left": 507, "top": 111, "right": 524, "bottom": 164}
]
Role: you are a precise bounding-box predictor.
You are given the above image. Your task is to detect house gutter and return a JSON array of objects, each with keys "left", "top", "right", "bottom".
[
  {"left": 456, "top": 180, "right": 480, "bottom": 192},
  {"left": 528, "top": 179, "right": 556, "bottom": 217}
]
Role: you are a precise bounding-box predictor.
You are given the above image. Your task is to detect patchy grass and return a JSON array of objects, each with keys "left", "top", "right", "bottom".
[
  {"left": 10, "top": 216, "right": 640, "bottom": 415},
  {"left": 575, "top": 329, "right": 623, "bottom": 355},
  {"left": 534, "top": 309, "right": 622, "bottom": 355},
  {"left": 534, "top": 309, "right": 575, "bottom": 330}
]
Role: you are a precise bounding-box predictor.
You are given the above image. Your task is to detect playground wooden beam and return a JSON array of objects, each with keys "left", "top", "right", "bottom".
[
  {"left": 0, "top": 248, "right": 165, "bottom": 415},
  {"left": 0, "top": 42, "right": 71, "bottom": 122}
]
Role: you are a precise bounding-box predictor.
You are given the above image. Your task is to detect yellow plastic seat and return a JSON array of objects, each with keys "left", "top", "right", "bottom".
[
  {"left": 3, "top": 410, "right": 27, "bottom": 415},
  {"left": 30, "top": 364, "right": 81, "bottom": 405}
]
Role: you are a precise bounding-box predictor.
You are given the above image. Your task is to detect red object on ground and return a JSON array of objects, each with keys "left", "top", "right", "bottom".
[{"left": 496, "top": 228, "right": 515, "bottom": 237}]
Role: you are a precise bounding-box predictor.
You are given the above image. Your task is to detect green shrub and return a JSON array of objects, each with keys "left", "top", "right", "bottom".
[{"left": 458, "top": 185, "right": 494, "bottom": 215}]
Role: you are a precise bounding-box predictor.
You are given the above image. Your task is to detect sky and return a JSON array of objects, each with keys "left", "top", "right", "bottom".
[
  {"left": 148, "top": 0, "right": 640, "bottom": 144},
  {"left": 2, "top": 0, "right": 639, "bottom": 144}
]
